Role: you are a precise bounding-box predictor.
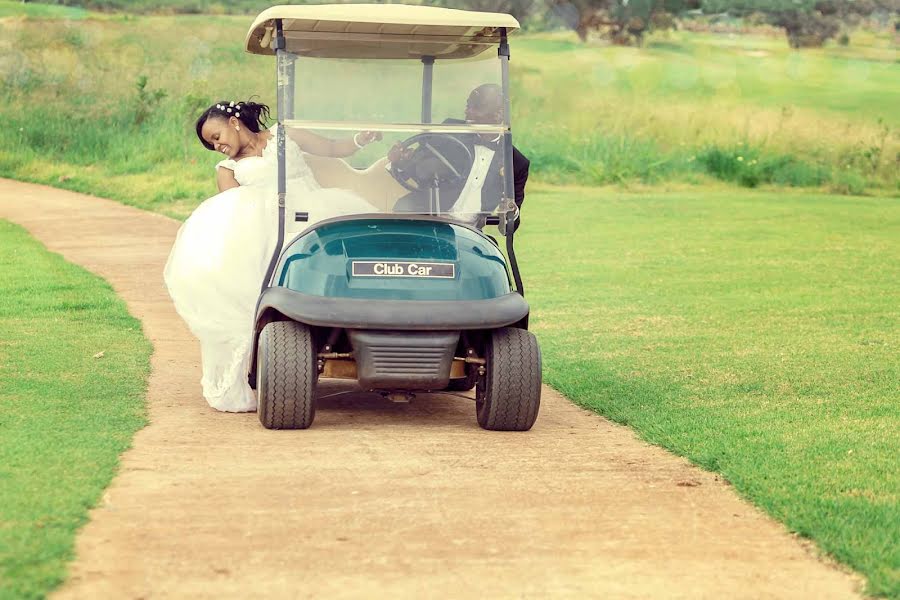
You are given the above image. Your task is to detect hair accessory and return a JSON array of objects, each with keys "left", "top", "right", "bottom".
[
  {"left": 216, "top": 104, "right": 224, "bottom": 110},
  {"left": 229, "top": 101, "right": 235, "bottom": 107},
  {"left": 235, "top": 112, "right": 240, "bottom": 118},
  {"left": 226, "top": 107, "right": 232, "bottom": 113}
]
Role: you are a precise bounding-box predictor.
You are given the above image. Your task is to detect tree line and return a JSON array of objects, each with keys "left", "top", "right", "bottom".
[
  {"left": 40, "top": 0, "right": 899, "bottom": 48},
  {"left": 454, "top": 0, "right": 898, "bottom": 48}
]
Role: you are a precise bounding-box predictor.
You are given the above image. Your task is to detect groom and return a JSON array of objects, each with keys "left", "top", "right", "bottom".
[{"left": 391, "top": 84, "right": 530, "bottom": 230}]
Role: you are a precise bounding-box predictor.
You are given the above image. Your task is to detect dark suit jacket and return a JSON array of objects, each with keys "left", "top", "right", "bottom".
[
  {"left": 393, "top": 122, "right": 530, "bottom": 230},
  {"left": 443, "top": 118, "right": 530, "bottom": 218}
]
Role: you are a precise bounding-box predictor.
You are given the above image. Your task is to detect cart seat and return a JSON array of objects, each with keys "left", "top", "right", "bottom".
[{"left": 304, "top": 154, "right": 406, "bottom": 213}]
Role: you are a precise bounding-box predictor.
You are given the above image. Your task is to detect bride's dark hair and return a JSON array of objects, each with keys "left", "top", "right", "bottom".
[{"left": 195, "top": 99, "right": 271, "bottom": 150}]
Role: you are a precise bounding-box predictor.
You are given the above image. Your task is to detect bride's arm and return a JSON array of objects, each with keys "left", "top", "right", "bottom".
[
  {"left": 287, "top": 129, "right": 378, "bottom": 158},
  {"left": 216, "top": 167, "right": 239, "bottom": 193}
]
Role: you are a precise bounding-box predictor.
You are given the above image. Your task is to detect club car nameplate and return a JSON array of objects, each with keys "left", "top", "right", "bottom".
[{"left": 352, "top": 261, "right": 455, "bottom": 279}]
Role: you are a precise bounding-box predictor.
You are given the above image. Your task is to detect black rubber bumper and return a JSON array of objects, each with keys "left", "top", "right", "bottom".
[{"left": 256, "top": 287, "right": 529, "bottom": 331}]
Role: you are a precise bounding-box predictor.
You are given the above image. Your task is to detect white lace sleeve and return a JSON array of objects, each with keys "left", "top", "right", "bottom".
[{"left": 216, "top": 158, "right": 238, "bottom": 172}]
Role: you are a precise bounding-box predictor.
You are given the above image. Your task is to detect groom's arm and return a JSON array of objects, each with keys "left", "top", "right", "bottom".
[
  {"left": 512, "top": 146, "right": 530, "bottom": 231},
  {"left": 513, "top": 147, "right": 530, "bottom": 207}
]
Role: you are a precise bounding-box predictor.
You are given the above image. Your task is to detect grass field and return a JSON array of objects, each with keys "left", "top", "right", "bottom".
[
  {"left": 515, "top": 30, "right": 899, "bottom": 191},
  {"left": 4, "top": 187, "right": 896, "bottom": 597},
  {"left": 0, "top": 2, "right": 87, "bottom": 18},
  {"left": 520, "top": 185, "right": 900, "bottom": 597},
  {"left": 0, "top": 220, "right": 152, "bottom": 600},
  {"left": 0, "top": 4, "right": 897, "bottom": 215}
]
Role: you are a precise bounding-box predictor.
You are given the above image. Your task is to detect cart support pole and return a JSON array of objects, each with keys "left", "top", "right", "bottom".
[
  {"left": 497, "top": 28, "right": 524, "bottom": 296},
  {"left": 421, "top": 56, "right": 434, "bottom": 123},
  {"left": 284, "top": 55, "right": 295, "bottom": 120},
  {"left": 498, "top": 28, "right": 514, "bottom": 214},
  {"left": 421, "top": 56, "right": 438, "bottom": 214},
  {"left": 262, "top": 19, "right": 287, "bottom": 291}
]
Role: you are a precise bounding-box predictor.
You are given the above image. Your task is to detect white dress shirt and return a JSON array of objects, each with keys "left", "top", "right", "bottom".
[{"left": 449, "top": 144, "right": 495, "bottom": 216}]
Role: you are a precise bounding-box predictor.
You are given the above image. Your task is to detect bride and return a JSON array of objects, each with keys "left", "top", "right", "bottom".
[{"left": 164, "top": 99, "right": 379, "bottom": 413}]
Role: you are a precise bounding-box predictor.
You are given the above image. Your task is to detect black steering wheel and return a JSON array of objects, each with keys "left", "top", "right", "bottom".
[{"left": 389, "top": 133, "right": 474, "bottom": 193}]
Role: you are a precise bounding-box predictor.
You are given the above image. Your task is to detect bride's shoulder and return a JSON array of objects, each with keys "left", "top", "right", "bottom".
[
  {"left": 259, "top": 126, "right": 278, "bottom": 153},
  {"left": 260, "top": 126, "right": 305, "bottom": 156},
  {"left": 216, "top": 158, "right": 238, "bottom": 171}
]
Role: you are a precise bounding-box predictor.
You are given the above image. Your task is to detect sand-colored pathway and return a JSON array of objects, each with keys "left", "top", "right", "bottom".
[{"left": 1, "top": 178, "right": 862, "bottom": 599}]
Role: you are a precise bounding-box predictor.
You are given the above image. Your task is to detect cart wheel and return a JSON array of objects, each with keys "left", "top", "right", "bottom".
[
  {"left": 257, "top": 321, "right": 317, "bottom": 430},
  {"left": 446, "top": 367, "right": 478, "bottom": 392},
  {"left": 476, "top": 327, "right": 541, "bottom": 431}
]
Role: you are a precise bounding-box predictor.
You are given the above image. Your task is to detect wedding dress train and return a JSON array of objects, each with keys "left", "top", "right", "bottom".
[{"left": 164, "top": 128, "right": 377, "bottom": 412}]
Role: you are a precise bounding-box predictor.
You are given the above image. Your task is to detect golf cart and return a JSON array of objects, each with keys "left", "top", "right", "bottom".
[{"left": 245, "top": 4, "right": 541, "bottom": 430}]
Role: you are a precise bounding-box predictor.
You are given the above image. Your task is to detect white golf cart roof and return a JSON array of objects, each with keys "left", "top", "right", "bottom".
[{"left": 245, "top": 4, "right": 519, "bottom": 59}]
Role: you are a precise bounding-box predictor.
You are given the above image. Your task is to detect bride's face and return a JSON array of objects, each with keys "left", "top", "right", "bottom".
[{"left": 200, "top": 117, "right": 242, "bottom": 158}]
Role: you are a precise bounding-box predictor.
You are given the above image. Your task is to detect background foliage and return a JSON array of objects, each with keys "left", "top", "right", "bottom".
[
  {"left": 27, "top": 0, "right": 900, "bottom": 47},
  {"left": 0, "top": 7, "right": 897, "bottom": 215}
]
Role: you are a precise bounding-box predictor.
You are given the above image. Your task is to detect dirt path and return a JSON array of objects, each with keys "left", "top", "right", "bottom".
[{"left": 1, "top": 178, "right": 862, "bottom": 599}]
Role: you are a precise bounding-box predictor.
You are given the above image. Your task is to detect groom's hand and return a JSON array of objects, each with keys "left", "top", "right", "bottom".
[{"left": 388, "top": 142, "right": 413, "bottom": 164}]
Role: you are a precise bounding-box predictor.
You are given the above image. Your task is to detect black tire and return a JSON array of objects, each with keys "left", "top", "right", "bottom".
[
  {"left": 257, "top": 321, "right": 317, "bottom": 430},
  {"left": 476, "top": 327, "right": 542, "bottom": 431},
  {"left": 446, "top": 368, "right": 478, "bottom": 392}
]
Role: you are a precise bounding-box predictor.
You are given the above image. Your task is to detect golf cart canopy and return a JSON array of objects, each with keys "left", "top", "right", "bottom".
[{"left": 245, "top": 4, "right": 519, "bottom": 59}]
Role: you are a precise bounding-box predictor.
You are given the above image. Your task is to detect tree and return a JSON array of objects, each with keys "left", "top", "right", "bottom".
[
  {"left": 549, "top": 0, "right": 699, "bottom": 44},
  {"left": 428, "top": 0, "right": 544, "bottom": 25},
  {"left": 700, "top": 0, "right": 890, "bottom": 47}
]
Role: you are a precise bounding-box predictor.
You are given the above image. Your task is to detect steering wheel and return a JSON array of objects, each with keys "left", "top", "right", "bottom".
[{"left": 389, "top": 133, "right": 474, "bottom": 193}]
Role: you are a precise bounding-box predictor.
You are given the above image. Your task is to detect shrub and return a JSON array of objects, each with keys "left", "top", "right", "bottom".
[
  {"left": 696, "top": 144, "right": 829, "bottom": 188},
  {"left": 758, "top": 154, "right": 830, "bottom": 186},
  {"left": 63, "top": 28, "right": 86, "bottom": 48},
  {"left": 519, "top": 127, "right": 678, "bottom": 185},
  {"left": 133, "top": 75, "right": 167, "bottom": 127},
  {"left": 696, "top": 144, "right": 760, "bottom": 183},
  {"left": 829, "top": 169, "right": 868, "bottom": 195}
]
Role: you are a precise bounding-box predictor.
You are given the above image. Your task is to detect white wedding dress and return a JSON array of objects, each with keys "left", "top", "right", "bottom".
[{"left": 164, "top": 127, "right": 376, "bottom": 412}]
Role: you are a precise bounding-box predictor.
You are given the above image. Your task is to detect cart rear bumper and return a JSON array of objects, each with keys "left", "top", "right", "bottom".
[{"left": 255, "top": 287, "right": 529, "bottom": 331}]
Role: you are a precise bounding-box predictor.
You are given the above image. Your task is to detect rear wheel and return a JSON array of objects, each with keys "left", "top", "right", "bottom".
[
  {"left": 476, "top": 327, "right": 541, "bottom": 431},
  {"left": 257, "top": 321, "right": 317, "bottom": 430}
]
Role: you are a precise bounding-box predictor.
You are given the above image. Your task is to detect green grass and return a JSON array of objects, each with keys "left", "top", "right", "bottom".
[
  {"left": 518, "top": 185, "right": 899, "bottom": 597},
  {"left": 0, "top": 1, "right": 87, "bottom": 18},
  {"left": 0, "top": 220, "right": 152, "bottom": 600},
  {"left": 0, "top": 9, "right": 897, "bottom": 211},
  {"left": 514, "top": 29, "right": 899, "bottom": 190}
]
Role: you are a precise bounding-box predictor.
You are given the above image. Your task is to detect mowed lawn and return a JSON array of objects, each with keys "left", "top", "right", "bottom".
[
  {"left": 0, "top": 220, "right": 151, "bottom": 599},
  {"left": 518, "top": 185, "right": 899, "bottom": 597},
  {"left": 2, "top": 184, "right": 896, "bottom": 598}
]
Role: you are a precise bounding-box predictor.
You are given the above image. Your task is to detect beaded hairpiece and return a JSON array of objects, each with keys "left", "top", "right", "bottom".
[{"left": 215, "top": 101, "right": 242, "bottom": 119}]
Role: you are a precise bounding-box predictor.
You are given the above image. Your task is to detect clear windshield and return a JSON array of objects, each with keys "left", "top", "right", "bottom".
[{"left": 279, "top": 48, "right": 514, "bottom": 229}]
